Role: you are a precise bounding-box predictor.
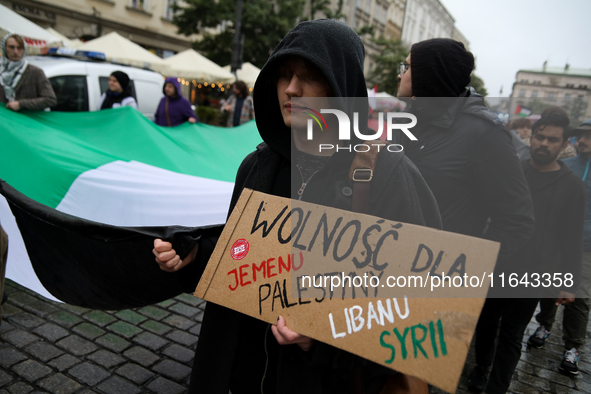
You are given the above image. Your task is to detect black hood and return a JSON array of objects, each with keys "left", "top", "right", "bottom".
[
  {"left": 410, "top": 38, "right": 474, "bottom": 98},
  {"left": 253, "top": 19, "right": 368, "bottom": 159}
]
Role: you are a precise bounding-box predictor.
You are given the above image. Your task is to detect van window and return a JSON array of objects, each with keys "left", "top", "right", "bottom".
[
  {"left": 134, "top": 79, "right": 162, "bottom": 110},
  {"left": 49, "top": 75, "right": 89, "bottom": 112},
  {"left": 99, "top": 76, "right": 137, "bottom": 100}
]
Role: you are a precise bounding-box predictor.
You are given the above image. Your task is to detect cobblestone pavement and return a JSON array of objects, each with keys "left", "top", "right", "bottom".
[
  {"left": 1, "top": 278, "right": 590, "bottom": 393},
  {"left": 434, "top": 304, "right": 591, "bottom": 394}
]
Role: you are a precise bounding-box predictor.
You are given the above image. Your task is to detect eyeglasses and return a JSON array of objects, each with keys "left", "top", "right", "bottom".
[{"left": 399, "top": 62, "right": 410, "bottom": 76}]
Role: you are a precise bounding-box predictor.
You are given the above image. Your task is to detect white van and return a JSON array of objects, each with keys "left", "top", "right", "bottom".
[{"left": 26, "top": 55, "right": 164, "bottom": 118}]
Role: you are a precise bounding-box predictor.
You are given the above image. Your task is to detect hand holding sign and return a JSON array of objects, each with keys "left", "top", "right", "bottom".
[{"left": 272, "top": 316, "right": 315, "bottom": 351}]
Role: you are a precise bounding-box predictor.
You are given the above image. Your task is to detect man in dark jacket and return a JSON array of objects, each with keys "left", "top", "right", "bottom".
[
  {"left": 0, "top": 34, "right": 57, "bottom": 111},
  {"left": 471, "top": 114, "right": 585, "bottom": 393},
  {"left": 154, "top": 77, "right": 197, "bottom": 127},
  {"left": 527, "top": 119, "right": 591, "bottom": 375},
  {"left": 394, "top": 38, "right": 536, "bottom": 393},
  {"left": 153, "top": 19, "right": 441, "bottom": 393},
  {"left": 395, "top": 39, "right": 534, "bottom": 260}
]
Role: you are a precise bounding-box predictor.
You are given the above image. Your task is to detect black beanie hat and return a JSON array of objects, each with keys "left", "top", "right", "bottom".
[
  {"left": 410, "top": 38, "right": 474, "bottom": 97},
  {"left": 111, "top": 71, "right": 130, "bottom": 90}
]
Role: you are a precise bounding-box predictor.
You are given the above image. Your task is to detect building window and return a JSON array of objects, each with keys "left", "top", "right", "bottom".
[
  {"left": 357, "top": 0, "right": 363, "bottom": 9},
  {"left": 547, "top": 92, "right": 554, "bottom": 101},
  {"left": 366, "top": 0, "right": 371, "bottom": 13},
  {"left": 130, "top": 0, "right": 145, "bottom": 11},
  {"left": 564, "top": 94, "right": 571, "bottom": 102},
  {"left": 532, "top": 90, "right": 537, "bottom": 98},
  {"left": 519, "top": 89, "right": 525, "bottom": 97},
  {"left": 165, "top": 0, "right": 175, "bottom": 20}
]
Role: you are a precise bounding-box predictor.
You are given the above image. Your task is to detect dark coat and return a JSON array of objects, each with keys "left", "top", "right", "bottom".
[
  {"left": 504, "top": 160, "right": 585, "bottom": 296},
  {"left": 392, "top": 91, "right": 535, "bottom": 262},
  {"left": 154, "top": 77, "right": 196, "bottom": 126},
  {"left": 0, "top": 64, "right": 56, "bottom": 110},
  {"left": 563, "top": 154, "right": 591, "bottom": 252},
  {"left": 180, "top": 19, "right": 441, "bottom": 394}
]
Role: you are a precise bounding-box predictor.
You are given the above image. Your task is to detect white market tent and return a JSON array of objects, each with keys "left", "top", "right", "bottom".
[
  {"left": 76, "top": 32, "right": 169, "bottom": 73},
  {"left": 163, "top": 49, "right": 235, "bottom": 84},
  {"left": 45, "top": 28, "right": 82, "bottom": 48},
  {"left": 0, "top": 3, "right": 62, "bottom": 49},
  {"left": 222, "top": 62, "right": 261, "bottom": 88}
]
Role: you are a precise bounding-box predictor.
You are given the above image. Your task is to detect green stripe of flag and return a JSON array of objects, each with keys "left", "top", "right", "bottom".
[{"left": 0, "top": 105, "right": 262, "bottom": 208}]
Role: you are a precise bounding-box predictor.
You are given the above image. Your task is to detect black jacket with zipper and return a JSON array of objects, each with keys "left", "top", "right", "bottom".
[{"left": 392, "top": 90, "right": 535, "bottom": 264}]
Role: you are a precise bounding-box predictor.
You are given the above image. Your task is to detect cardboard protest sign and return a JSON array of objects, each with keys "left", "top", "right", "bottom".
[{"left": 195, "top": 189, "right": 500, "bottom": 393}]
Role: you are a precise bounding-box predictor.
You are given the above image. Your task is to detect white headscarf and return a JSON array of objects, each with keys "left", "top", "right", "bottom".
[{"left": 0, "top": 34, "right": 28, "bottom": 101}]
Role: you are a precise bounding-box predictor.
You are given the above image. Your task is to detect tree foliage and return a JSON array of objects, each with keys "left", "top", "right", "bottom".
[
  {"left": 172, "top": 0, "right": 306, "bottom": 68},
  {"left": 470, "top": 74, "right": 488, "bottom": 97},
  {"left": 522, "top": 98, "right": 548, "bottom": 115},
  {"left": 367, "top": 37, "right": 408, "bottom": 96},
  {"left": 565, "top": 96, "right": 586, "bottom": 126},
  {"left": 309, "top": 0, "right": 344, "bottom": 19}
]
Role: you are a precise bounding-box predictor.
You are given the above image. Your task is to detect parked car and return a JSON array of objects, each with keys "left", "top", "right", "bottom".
[{"left": 26, "top": 54, "right": 164, "bottom": 118}]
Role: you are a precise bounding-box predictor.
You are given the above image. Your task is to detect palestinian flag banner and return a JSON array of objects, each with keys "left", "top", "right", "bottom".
[
  {"left": 0, "top": 105, "right": 262, "bottom": 309},
  {"left": 514, "top": 104, "right": 532, "bottom": 117}
]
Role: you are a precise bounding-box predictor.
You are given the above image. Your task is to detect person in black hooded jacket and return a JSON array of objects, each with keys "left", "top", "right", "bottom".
[
  {"left": 395, "top": 38, "right": 534, "bottom": 259},
  {"left": 394, "top": 39, "right": 536, "bottom": 393},
  {"left": 153, "top": 20, "right": 441, "bottom": 393}
]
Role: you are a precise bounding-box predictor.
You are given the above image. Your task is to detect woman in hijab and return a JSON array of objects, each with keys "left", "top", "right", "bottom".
[
  {"left": 0, "top": 34, "right": 56, "bottom": 111},
  {"left": 97, "top": 71, "right": 138, "bottom": 110}
]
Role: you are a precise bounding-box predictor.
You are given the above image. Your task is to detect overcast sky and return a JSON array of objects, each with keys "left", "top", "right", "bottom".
[{"left": 440, "top": 0, "right": 591, "bottom": 97}]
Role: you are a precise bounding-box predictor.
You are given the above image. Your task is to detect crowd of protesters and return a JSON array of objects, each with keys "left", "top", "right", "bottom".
[
  {"left": 2, "top": 24, "right": 590, "bottom": 394},
  {"left": 0, "top": 33, "right": 255, "bottom": 128}
]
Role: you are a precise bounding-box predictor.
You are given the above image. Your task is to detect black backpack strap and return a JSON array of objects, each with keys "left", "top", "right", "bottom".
[{"left": 348, "top": 141, "right": 389, "bottom": 214}]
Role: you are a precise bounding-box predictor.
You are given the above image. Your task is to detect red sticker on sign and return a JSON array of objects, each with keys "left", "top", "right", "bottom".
[{"left": 230, "top": 239, "right": 249, "bottom": 260}]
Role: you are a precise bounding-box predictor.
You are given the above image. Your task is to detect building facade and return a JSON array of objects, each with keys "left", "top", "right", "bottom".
[
  {"left": 510, "top": 65, "right": 591, "bottom": 123},
  {"left": 384, "top": 0, "right": 405, "bottom": 40},
  {"left": 400, "top": 0, "right": 466, "bottom": 49},
  {"left": 308, "top": 0, "right": 403, "bottom": 79},
  {"left": 316, "top": 0, "right": 468, "bottom": 80},
  {"left": 1, "top": 0, "right": 195, "bottom": 57},
  {"left": 6, "top": 0, "right": 469, "bottom": 87}
]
